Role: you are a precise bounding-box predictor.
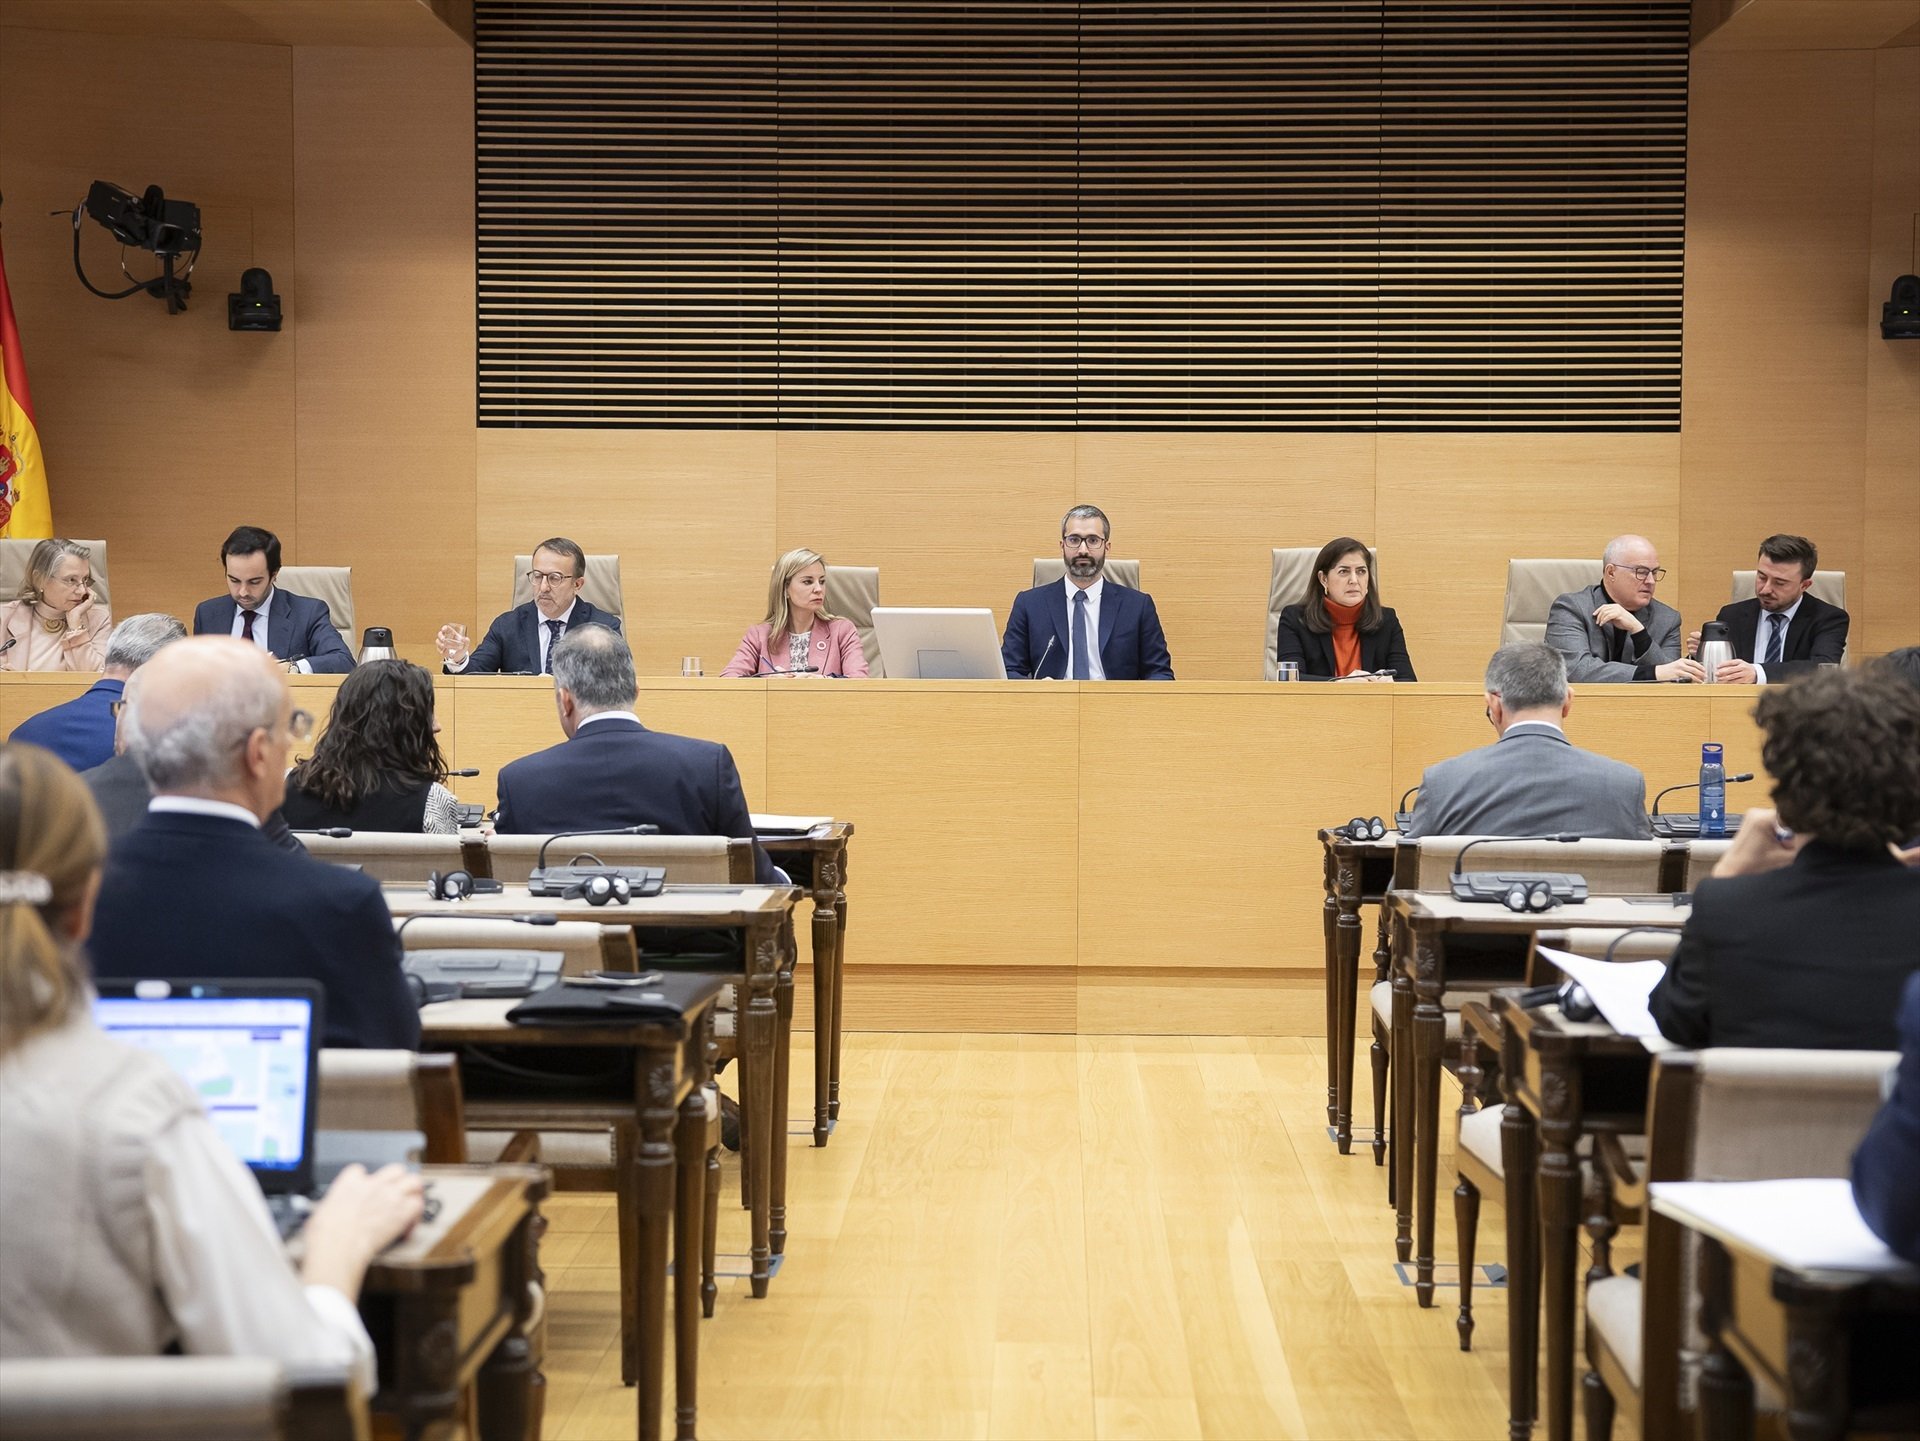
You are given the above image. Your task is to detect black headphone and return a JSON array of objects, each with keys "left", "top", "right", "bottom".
[
  {"left": 1338, "top": 816, "right": 1387, "bottom": 841},
  {"left": 1502, "top": 879, "right": 1559, "bottom": 914},
  {"left": 427, "top": 869, "right": 476, "bottom": 901},
  {"left": 562, "top": 873, "right": 631, "bottom": 907}
]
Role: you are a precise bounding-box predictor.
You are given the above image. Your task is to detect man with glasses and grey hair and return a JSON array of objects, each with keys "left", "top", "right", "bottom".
[
  {"left": 436, "top": 535, "right": 622, "bottom": 675},
  {"left": 7, "top": 612, "right": 186, "bottom": 772},
  {"left": 1402, "top": 642, "right": 1653, "bottom": 840},
  {"left": 1001, "top": 504, "right": 1175, "bottom": 681},
  {"left": 1545, "top": 534, "right": 1702, "bottom": 683},
  {"left": 87, "top": 636, "right": 418, "bottom": 1050}
]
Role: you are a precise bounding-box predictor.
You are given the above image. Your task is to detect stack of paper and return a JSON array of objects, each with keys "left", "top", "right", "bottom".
[
  {"left": 1535, "top": 945, "right": 1668, "bottom": 1039},
  {"left": 1649, "top": 1178, "right": 1919, "bottom": 1277}
]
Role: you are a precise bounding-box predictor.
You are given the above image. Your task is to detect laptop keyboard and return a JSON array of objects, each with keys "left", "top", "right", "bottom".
[{"left": 265, "top": 1179, "right": 441, "bottom": 1242}]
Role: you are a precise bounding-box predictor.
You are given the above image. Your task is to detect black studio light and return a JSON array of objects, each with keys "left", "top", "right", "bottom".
[{"left": 229, "top": 268, "right": 282, "bottom": 332}]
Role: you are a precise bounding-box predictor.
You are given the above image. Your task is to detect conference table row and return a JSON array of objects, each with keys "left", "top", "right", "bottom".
[{"left": 1, "top": 674, "right": 1775, "bottom": 1035}]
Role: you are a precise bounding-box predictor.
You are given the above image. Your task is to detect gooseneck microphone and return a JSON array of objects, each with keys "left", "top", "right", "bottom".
[
  {"left": 1603, "top": 926, "right": 1681, "bottom": 963},
  {"left": 1450, "top": 833, "right": 1580, "bottom": 878},
  {"left": 1650, "top": 774, "right": 1754, "bottom": 815},
  {"left": 1398, "top": 784, "right": 1421, "bottom": 815},
  {"left": 395, "top": 911, "right": 559, "bottom": 940},
  {"left": 449, "top": 768, "right": 481, "bottom": 778},
  {"left": 0, "top": 637, "right": 16, "bottom": 657},
  {"left": 534, "top": 824, "right": 662, "bottom": 872},
  {"left": 290, "top": 826, "right": 353, "bottom": 839},
  {"left": 1035, "top": 633, "right": 1057, "bottom": 680}
]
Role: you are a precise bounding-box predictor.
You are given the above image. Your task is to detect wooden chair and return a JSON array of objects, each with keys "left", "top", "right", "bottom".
[
  {"left": 276, "top": 565, "right": 355, "bottom": 655},
  {"left": 1031, "top": 556, "right": 1141, "bottom": 590},
  {"left": 1501, "top": 558, "right": 1602, "bottom": 647},
  {"left": 0, "top": 1355, "right": 365, "bottom": 1441},
  {"left": 1582, "top": 1046, "right": 1897, "bottom": 1440},
  {"left": 316, "top": 1049, "right": 472, "bottom": 1164},
  {"left": 1682, "top": 840, "right": 1733, "bottom": 892},
  {"left": 825, "top": 564, "right": 882, "bottom": 676},
  {"left": 295, "top": 831, "right": 487, "bottom": 886},
  {"left": 1264, "top": 545, "right": 1385, "bottom": 679}
]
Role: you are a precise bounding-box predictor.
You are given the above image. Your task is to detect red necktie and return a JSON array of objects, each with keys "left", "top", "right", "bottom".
[{"left": 241, "top": 609, "right": 257, "bottom": 641}]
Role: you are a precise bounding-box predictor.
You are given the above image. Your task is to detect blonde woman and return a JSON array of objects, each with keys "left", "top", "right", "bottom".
[
  {"left": 1, "top": 539, "right": 111, "bottom": 671},
  {"left": 722, "top": 548, "right": 868, "bottom": 677},
  {"left": 0, "top": 742, "right": 421, "bottom": 1386}
]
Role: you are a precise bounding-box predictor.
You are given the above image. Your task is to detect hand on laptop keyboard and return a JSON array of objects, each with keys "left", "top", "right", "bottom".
[{"left": 296, "top": 1164, "right": 427, "bottom": 1302}]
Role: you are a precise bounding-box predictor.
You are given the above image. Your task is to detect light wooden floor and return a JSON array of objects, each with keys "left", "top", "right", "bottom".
[{"left": 536, "top": 1033, "right": 1629, "bottom": 1441}]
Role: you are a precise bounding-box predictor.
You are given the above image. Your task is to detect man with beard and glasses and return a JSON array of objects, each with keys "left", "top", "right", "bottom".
[{"left": 1000, "top": 504, "right": 1175, "bottom": 681}]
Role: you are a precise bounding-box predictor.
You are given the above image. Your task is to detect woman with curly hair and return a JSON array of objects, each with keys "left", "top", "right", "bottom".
[
  {"left": 281, "top": 659, "right": 461, "bottom": 832},
  {"left": 1648, "top": 667, "right": 1920, "bottom": 1050}
]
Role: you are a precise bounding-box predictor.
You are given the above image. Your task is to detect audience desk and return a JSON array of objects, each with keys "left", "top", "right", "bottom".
[
  {"left": 758, "top": 822, "right": 853, "bottom": 1146},
  {"left": 1316, "top": 828, "right": 1400, "bottom": 1153}
]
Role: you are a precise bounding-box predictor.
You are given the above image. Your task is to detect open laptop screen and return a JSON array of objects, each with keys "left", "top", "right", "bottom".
[{"left": 93, "top": 982, "right": 320, "bottom": 1188}]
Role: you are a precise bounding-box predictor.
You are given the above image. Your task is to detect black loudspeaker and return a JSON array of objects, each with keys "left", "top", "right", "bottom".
[
  {"left": 427, "top": 869, "right": 474, "bottom": 901},
  {"left": 563, "top": 873, "right": 631, "bottom": 907},
  {"left": 1883, "top": 274, "right": 1920, "bottom": 340}
]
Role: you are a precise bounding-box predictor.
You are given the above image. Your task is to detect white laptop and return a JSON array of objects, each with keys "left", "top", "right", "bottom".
[{"left": 871, "top": 607, "right": 1009, "bottom": 680}]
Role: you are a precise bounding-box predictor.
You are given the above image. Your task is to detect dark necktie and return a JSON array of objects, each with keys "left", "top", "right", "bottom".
[
  {"left": 1071, "top": 589, "right": 1091, "bottom": 680},
  {"left": 542, "top": 618, "right": 564, "bottom": 673},
  {"left": 241, "top": 608, "right": 257, "bottom": 642},
  {"left": 1765, "top": 612, "right": 1786, "bottom": 666}
]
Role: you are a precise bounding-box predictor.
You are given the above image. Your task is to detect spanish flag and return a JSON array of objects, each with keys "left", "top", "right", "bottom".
[{"left": 0, "top": 234, "right": 53, "bottom": 539}]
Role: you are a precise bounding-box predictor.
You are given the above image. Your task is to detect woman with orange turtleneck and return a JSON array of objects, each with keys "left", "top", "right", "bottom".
[{"left": 1273, "top": 537, "right": 1416, "bottom": 681}]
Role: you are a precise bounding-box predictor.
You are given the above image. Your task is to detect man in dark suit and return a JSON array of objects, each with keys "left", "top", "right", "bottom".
[
  {"left": 1690, "top": 533, "right": 1850, "bottom": 683},
  {"left": 494, "top": 623, "right": 775, "bottom": 883},
  {"left": 1403, "top": 643, "right": 1653, "bottom": 839},
  {"left": 8, "top": 613, "right": 186, "bottom": 772},
  {"left": 190, "top": 525, "right": 355, "bottom": 674},
  {"left": 436, "top": 536, "right": 622, "bottom": 675},
  {"left": 1544, "top": 534, "right": 1702, "bottom": 683},
  {"left": 88, "top": 637, "right": 417, "bottom": 1050},
  {"left": 1648, "top": 668, "right": 1920, "bottom": 1050},
  {"left": 1853, "top": 970, "right": 1920, "bottom": 1263},
  {"left": 1000, "top": 505, "right": 1175, "bottom": 680}
]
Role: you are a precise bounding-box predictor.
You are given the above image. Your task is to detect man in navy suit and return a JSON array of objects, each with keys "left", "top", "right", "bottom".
[
  {"left": 8, "top": 613, "right": 186, "bottom": 772},
  {"left": 1000, "top": 505, "right": 1175, "bottom": 681},
  {"left": 1854, "top": 970, "right": 1920, "bottom": 1264},
  {"left": 437, "top": 536, "right": 622, "bottom": 675},
  {"left": 1688, "top": 533, "right": 1850, "bottom": 683},
  {"left": 88, "top": 637, "right": 418, "bottom": 1050},
  {"left": 493, "top": 624, "right": 776, "bottom": 884},
  {"left": 190, "top": 525, "right": 355, "bottom": 673}
]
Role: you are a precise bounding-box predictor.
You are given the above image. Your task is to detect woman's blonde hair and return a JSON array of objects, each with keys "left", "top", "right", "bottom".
[
  {"left": 762, "top": 548, "right": 837, "bottom": 639},
  {"left": 13, "top": 539, "right": 95, "bottom": 606},
  {"left": 0, "top": 744, "right": 106, "bottom": 1054}
]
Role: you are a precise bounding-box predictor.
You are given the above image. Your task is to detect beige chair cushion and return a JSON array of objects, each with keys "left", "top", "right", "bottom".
[
  {"left": 317, "top": 1050, "right": 419, "bottom": 1133},
  {"left": 1032, "top": 557, "right": 1141, "bottom": 590},
  {"left": 1503, "top": 558, "right": 1602, "bottom": 647},
  {"left": 276, "top": 565, "right": 355, "bottom": 650},
  {"left": 1459, "top": 1102, "right": 1505, "bottom": 1171},
  {"left": 0, "top": 538, "right": 111, "bottom": 612},
  {"left": 395, "top": 917, "right": 612, "bottom": 976},
  {"left": 1730, "top": 568, "right": 1845, "bottom": 609},
  {"left": 512, "top": 552, "right": 624, "bottom": 617},
  {"left": 297, "top": 832, "right": 465, "bottom": 886},
  {"left": 1690, "top": 1048, "right": 1897, "bottom": 1182},
  {"left": 485, "top": 833, "right": 734, "bottom": 886},
  {"left": 1263, "top": 547, "right": 1317, "bottom": 679},
  {"left": 1681, "top": 841, "right": 1732, "bottom": 893},
  {"left": 1586, "top": 1274, "right": 1644, "bottom": 1389},
  {"left": 468, "top": 1128, "right": 617, "bottom": 1168},
  {"left": 1414, "top": 837, "right": 1665, "bottom": 895},
  {"left": 825, "top": 564, "right": 882, "bottom": 676},
  {"left": 1369, "top": 981, "right": 1463, "bottom": 1039},
  {"left": 0, "top": 1356, "right": 290, "bottom": 1441}
]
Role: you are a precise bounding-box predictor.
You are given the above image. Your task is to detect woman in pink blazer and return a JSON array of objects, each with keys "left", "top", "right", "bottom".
[
  {"left": 723, "top": 548, "right": 869, "bottom": 678},
  {"left": 0, "top": 539, "right": 111, "bottom": 673}
]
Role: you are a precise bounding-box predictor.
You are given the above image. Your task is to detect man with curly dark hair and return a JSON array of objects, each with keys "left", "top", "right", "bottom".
[{"left": 1648, "top": 668, "right": 1920, "bottom": 1049}]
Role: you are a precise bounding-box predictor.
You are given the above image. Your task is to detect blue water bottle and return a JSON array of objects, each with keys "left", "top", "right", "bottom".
[{"left": 1699, "top": 742, "right": 1727, "bottom": 838}]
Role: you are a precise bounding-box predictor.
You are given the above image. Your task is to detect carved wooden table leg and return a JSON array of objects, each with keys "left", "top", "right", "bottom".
[
  {"left": 1536, "top": 1051, "right": 1584, "bottom": 1441},
  {"left": 1783, "top": 1287, "right": 1852, "bottom": 1441},
  {"left": 476, "top": 1206, "right": 546, "bottom": 1441},
  {"left": 1323, "top": 842, "right": 1341, "bottom": 1127},
  {"left": 1410, "top": 923, "right": 1446, "bottom": 1307},
  {"left": 674, "top": 1057, "right": 707, "bottom": 1441},
  {"left": 1501, "top": 1088, "right": 1541, "bottom": 1441},
  {"left": 810, "top": 846, "right": 843, "bottom": 1146},
  {"left": 388, "top": 1292, "right": 462, "bottom": 1441},
  {"left": 1391, "top": 913, "right": 1415, "bottom": 1265},
  {"left": 830, "top": 860, "right": 849, "bottom": 1124},
  {"left": 636, "top": 1047, "right": 680, "bottom": 1441},
  {"left": 741, "top": 912, "right": 780, "bottom": 1298},
  {"left": 1370, "top": 905, "right": 1392, "bottom": 1167},
  {"left": 1697, "top": 1238, "right": 1756, "bottom": 1441},
  {"left": 1333, "top": 843, "right": 1364, "bottom": 1154},
  {"left": 771, "top": 910, "right": 796, "bottom": 1258}
]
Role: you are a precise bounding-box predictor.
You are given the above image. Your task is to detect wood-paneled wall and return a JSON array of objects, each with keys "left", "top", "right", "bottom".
[{"left": 0, "top": 23, "right": 1913, "bottom": 682}]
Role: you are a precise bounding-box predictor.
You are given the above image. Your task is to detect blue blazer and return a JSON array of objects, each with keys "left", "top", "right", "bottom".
[
  {"left": 193, "top": 589, "right": 356, "bottom": 673},
  {"left": 7, "top": 677, "right": 122, "bottom": 772},
  {"left": 89, "top": 811, "right": 418, "bottom": 1050},
  {"left": 494, "top": 716, "right": 775, "bottom": 884},
  {"left": 1000, "top": 581, "right": 1175, "bottom": 681},
  {"left": 1854, "top": 970, "right": 1920, "bottom": 1263},
  {"left": 453, "top": 600, "right": 623, "bottom": 675}
]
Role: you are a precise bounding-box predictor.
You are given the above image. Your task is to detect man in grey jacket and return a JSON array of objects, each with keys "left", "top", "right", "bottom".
[
  {"left": 1545, "top": 534, "right": 1703, "bottom": 683},
  {"left": 1403, "top": 643, "right": 1653, "bottom": 840}
]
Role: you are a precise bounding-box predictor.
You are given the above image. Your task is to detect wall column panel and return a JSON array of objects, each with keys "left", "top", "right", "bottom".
[
  {"left": 1864, "top": 47, "right": 1920, "bottom": 653},
  {"left": 292, "top": 46, "right": 477, "bottom": 666}
]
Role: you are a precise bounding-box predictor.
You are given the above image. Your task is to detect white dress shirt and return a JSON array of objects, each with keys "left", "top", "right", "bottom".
[
  {"left": 1752, "top": 594, "right": 1803, "bottom": 685},
  {"left": 1062, "top": 574, "right": 1107, "bottom": 682},
  {"left": 575, "top": 709, "right": 641, "bottom": 730},
  {"left": 231, "top": 588, "right": 312, "bottom": 675},
  {"left": 148, "top": 796, "right": 262, "bottom": 828}
]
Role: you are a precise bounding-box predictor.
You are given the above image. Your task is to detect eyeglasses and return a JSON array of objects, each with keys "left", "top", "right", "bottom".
[
  {"left": 1608, "top": 564, "right": 1667, "bottom": 583},
  {"left": 1062, "top": 535, "right": 1108, "bottom": 552},
  {"left": 51, "top": 575, "right": 93, "bottom": 591},
  {"left": 526, "top": 569, "right": 581, "bottom": 588},
  {"left": 110, "top": 700, "right": 127, "bottom": 718}
]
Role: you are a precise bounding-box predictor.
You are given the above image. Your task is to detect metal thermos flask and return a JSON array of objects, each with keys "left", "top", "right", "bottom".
[{"left": 1697, "top": 621, "right": 1732, "bottom": 683}]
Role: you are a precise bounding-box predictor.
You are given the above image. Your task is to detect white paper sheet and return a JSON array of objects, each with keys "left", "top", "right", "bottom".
[
  {"left": 1535, "top": 945, "right": 1668, "bottom": 1039},
  {"left": 1649, "top": 1178, "right": 1919, "bottom": 1277},
  {"left": 751, "top": 813, "right": 832, "bottom": 835}
]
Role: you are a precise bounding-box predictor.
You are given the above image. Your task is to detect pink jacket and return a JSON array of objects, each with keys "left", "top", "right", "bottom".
[
  {"left": 0, "top": 598, "right": 112, "bottom": 672},
  {"left": 722, "top": 616, "right": 869, "bottom": 678}
]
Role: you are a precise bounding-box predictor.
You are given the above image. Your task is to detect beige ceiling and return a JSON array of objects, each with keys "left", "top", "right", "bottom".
[
  {"left": 0, "top": 0, "right": 470, "bottom": 47},
  {"left": 1694, "top": 0, "right": 1920, "bottom": 49}
]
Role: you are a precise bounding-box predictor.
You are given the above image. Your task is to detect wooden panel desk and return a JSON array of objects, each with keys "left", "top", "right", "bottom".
[
  {"left": 1382, "top": 893, "right": 1691, "bottom": 1317},
  {"left": 6, "top": 673, "right": 1771, "bottom": 1032},
  {"left": 418, "top": 1001, "right": 718, "bottom": 1441},
  {"left": 387, "top": 883, "right": 798, "bottom": 1300}
]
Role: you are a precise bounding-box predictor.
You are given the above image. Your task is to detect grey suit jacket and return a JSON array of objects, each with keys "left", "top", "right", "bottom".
[
  {"left": 1545, "top": 582, "right": 1682, "bottom": 683},
  {"left": 1403, "top": 723, "right": 1653, "bottom": 840},
  {"left": 81, "top": 753, "right": 151, "bottom": 840}
]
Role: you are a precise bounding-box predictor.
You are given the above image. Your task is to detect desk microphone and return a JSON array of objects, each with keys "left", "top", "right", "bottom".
[
  {"left": 1651, "top": 774, "right": 1753, "bottom": 815},
  {"left": 395, "top": 911, "right": 559, "bottom": 939},
  {"left": 1513, "top": 980, "right": 1598, "bottom": 1022},
  {"left": 1395, "top": 783, "right": 1421, "bottom": 830},
  {"left": 534, "top": 824, "right": 663, "bottom": 872},
  {"left": 291, "top": 826, "right": 353, "bottom": 839},
  {"left": 394, "top": 911, "right": 562, "bottom": 1005},
  {"left": 1449, "top": 834, "right": 1584, "bottom": 912},
  {"left": 0, "top": 637, "right": 16, "bottom": 657},
  {"left": 449, "top": 768, "right": 481, "bottom": 778},
  {"left": 1035, "top": 634, "right": 1057, "bottom": 680}
]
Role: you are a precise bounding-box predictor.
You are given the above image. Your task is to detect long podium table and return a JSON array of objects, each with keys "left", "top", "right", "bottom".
[{"left": 2, "top": 674, "right": 1771, "bottom": 1035}]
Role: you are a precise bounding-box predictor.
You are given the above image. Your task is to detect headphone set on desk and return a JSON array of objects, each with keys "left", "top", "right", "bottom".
[
  {"left": 425, "top": 869, "right": 504, "bottom": 901},
  {"left": 425, "top": 868, "right": 627, "bottom": 906},
  {"left": 1336, "top": 816, "right": 1387, "bottom": 841},
  {"left": 562, "top": 873, "right": 631, "bottom": 906},
  {"left": 1501, "top": 879, "right": 1560, "bottom": 914}
]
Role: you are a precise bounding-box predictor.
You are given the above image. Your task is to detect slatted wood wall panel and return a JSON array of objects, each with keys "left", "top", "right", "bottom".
[{"left": 475, "top": 0, "right": 1689, "bottom": 430}]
